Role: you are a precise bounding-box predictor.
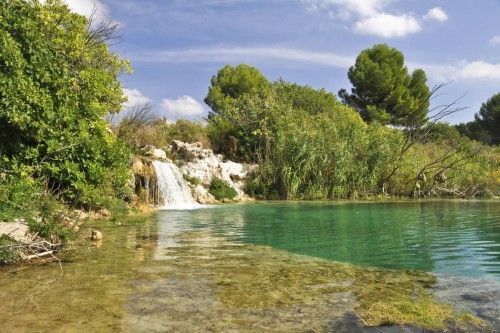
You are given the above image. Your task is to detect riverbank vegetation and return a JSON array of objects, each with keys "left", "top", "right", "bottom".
[
  {"left": 202, "top": 50, "right": 499, "bottom": 200},
  {"left": 0, "top": 0, "right": 131, "bottom": 249}
]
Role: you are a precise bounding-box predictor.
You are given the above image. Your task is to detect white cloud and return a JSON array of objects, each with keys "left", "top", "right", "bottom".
[
  {"left": 160, "top": 96, "right": 206, "bottom": 120},
  {"left": 490, "top": 35, "right": 500, "bottom": 44},
  {"left": 456, "top": 61, "right": 500, "bottom": 80},
  {"left": 302, "top": 0, "right": 448, "bottom": 38},
  {"left": 123, "top": 88, "right": 151, "bottom": 108},
  {"left": 63, "top": 0, "right": 109, "bottom": 22},
  {"left": 424, "top": 7, "right": 448, "bottom": 22},
  {"left": 134, "top": 47, "right": 354, "bottom": 68},
  {"left": 412, "top": 60, "right": 500, "bottom": 81},
  {"left": 136, "top": 46, "right": 500, "bottom": 82},
  {"left": 354, "top": 13, "right": 421, "bottom": 38},
  {"left": 302, "top": 0, "right": 391, "bottom": 17}
]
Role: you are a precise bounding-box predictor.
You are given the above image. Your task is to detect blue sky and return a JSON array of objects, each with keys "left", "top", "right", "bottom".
[{"left": 67, "top": 0, "right": 499, "bottom": 123}]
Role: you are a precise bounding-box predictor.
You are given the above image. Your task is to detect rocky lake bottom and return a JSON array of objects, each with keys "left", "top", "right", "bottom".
[{"left": 0, "top": 201, "right": 498, "bottom": 332}]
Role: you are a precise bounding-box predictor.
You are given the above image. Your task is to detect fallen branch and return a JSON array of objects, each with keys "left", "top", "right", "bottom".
[{"left": 22, "top": 250, "right": 54, "bottom": 260}]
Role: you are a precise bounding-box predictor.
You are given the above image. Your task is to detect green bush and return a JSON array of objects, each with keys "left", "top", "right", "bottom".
[
  {"left": 209, "top": 178, "right": 237, "bottom": 200},
  {"left": 0, "top": 0, "right": 132, "bottom": 207},
  {"left": 0, "top": 173, "right": 73, "bottom": 242},
  {"left": 0, "top": 235, "right": 20, "bottom": 265},
  {"left": 183, "top": 174, "right": 201, "bottom": 186}
]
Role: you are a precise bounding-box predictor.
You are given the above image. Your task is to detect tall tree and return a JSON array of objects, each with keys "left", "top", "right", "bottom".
[
  {"left": 457, "top": 92, "right": 500, "bottom": 144},
  {"left": 204, "top": 64, "right": 271, "bottom": 117},
  {"left": 339, "top": 44, "right": 430, "bottom": 127}
]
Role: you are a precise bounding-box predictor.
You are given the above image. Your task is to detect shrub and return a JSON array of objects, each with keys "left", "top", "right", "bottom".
[
  {"left": 0, "top": 172, "right": 73, "bottom": 242},
  {"left": 0, "top": 235, "right": 20, "bottom": 264},
  {"left": 0, "top": 0, "right": 132, "bottom": 207},
  {"left": 115, "top": 113, "right": 211, "bottom": 152},
  {"left": 209, "top": 178, "right": 237, "bottom": 200},
  {"left": 183, "top": 174, "right": 201, "bottom": 186}
]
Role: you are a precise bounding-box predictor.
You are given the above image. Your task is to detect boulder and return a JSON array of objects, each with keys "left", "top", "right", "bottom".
[
  {"left": 97, "top": 208, "right": 111, "bottom": 219},
  {"left": 171, "top": 140, "right": 211, "bottom": 161},
  {"left": 90, "top": 229, "right": 103, "bottom": 241},
  {"left": 0, "top": 221, "right": 31, "bottom": 243},
  {"left": 141, "top": 145, "right": 167, "bottom": 160},
  {"left": 192, "top": 185, "right": 218, "bottom": 204},
  {"left": 131, "top": 158, "right": 145, "bottom": 175}
]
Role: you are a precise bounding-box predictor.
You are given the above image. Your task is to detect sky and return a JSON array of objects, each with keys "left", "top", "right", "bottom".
[{"left": 65, "top": 0, "right": 499, "bottom": 123}]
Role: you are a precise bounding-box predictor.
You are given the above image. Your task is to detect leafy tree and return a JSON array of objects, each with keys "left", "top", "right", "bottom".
[
  {"left": 476, "top": 93, "right": 500, "bottom": 139},
  {"left": 0, "top": 0, "right": 132, "bottom": 207},
  {"left": 339, "top": 44, "right": 430, "bottom": 127},
  {"left": 455, "top": 122, "right": 487, "bottom": 144},
  {"left": 204, "top": 64, "right": 271, "bottom": 117},
  {"left": 456, "top": 93, "right": 499, "bottom": 145}
]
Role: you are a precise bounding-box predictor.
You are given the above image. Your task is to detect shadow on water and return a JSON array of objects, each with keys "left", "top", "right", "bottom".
[{"left": 0, "top": 200, "right": 498, "bottom": 332}]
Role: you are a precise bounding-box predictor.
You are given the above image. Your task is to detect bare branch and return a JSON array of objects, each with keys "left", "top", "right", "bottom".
[{"left": 84, "top": 5, "right": 122, "bottom": 49}]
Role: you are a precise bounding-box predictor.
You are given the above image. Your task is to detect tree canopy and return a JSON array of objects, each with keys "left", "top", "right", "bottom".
[
  {"left": 0, "top": 0, "right": 131, "bottom": 206},
  {"left": 274, "top": 80, "right": 341, "bottom": 115},
  {"left": 339, "top": 44, "right": 430, "bottom": 127},
  {"left": 457, "top": 92, "right": 500, "bottom": 145},
  {"left": 204, "top": 64, "right": 271, "bottom": 118}
]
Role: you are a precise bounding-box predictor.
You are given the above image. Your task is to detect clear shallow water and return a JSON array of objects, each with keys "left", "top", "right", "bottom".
[
  {"left": 0, "top": 200, "right": 498, "bottom": 332},
  {"left": 176, "top": 200, "right": 500, "bottom": 279}
]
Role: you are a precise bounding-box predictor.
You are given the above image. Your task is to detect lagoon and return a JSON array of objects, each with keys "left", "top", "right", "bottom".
[
  {"left": 0, "top": 200, "right": 498, "bottom": 332},
  {"left": 188, "top": 200, "right": 500, "bottom": 278}
]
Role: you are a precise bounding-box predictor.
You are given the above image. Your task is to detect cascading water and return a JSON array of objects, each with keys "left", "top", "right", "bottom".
[{"left": 152, "top": 160, "right": 200, "bottom": 210}]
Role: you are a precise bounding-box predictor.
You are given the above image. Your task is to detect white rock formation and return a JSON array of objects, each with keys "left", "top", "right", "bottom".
[
  {"left": 171, "top": 140, "right": 257, "bottom": 201},
  {"left": 141, "top": 145, "right": 167, "bottom": 160}
]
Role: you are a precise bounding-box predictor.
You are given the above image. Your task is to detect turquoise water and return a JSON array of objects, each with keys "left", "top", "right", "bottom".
[
  {"left": 1, "top": 200, "right": 498, "bottom": 331},
  {"left": 168, "top": 200, "right": 500, "bottom": 279}
]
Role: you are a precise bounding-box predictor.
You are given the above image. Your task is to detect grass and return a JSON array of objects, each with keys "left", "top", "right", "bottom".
[{"left": 0, "top": 235, "right": 19, "bottom": 265}]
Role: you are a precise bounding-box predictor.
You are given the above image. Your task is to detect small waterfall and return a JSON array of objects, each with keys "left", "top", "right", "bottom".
[{"left": 152, "top": 160, "right": 200, "bottom": 210}]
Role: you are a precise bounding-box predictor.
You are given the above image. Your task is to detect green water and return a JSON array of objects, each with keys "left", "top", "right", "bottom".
[
  {"left": 0, "top": 200, "right": 498, "bottom": 332},
  {"left": 181, "top": 200, "right": 500, "bottom": 279}
]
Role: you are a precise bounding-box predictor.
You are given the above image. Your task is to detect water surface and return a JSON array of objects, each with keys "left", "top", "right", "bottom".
[
  {"left": 0, "top": 200, "right": 498, "bottom": 332},
  {"left": 179, "top": 200, "right": 500, "bottom": 279}
]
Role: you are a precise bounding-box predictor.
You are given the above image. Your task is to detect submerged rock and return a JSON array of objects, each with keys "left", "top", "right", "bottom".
[{"left": 90, "top": 229, "right": 103, "bottom": 241}]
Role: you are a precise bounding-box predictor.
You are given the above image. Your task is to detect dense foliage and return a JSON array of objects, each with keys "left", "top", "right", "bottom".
[
  {"left": 0, "top": 0, "right": 134, "bottom": 243},
  {"left": 205, "top": 62, "right": 499, "bottom": 199},
  {"left": 0, "top": 0, "right": 132, "bottom": 208},
  {"left": 208, "top": 178, "right": 238, "bottom": 200},
  {"left": 0, "top": 174, "right": 72, "bottom": 241},
  {"left": 457, "top": 93, "right": 500, "bottom": 145},
  {"left": 339, "top": 44, "right": 430, "bottom": 127},
  {"left": 204, "top": 64, "right": 271, "bottom": 118}
]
